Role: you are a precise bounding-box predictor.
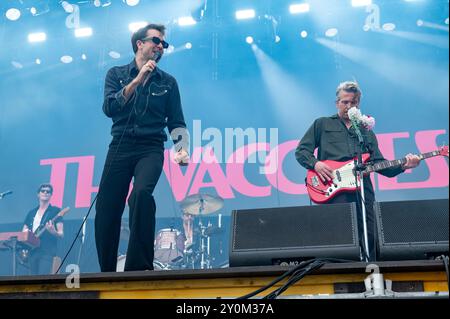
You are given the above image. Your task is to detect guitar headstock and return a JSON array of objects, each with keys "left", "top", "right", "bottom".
[{"left": 439, "top": 145, "right": 449, "bottom": 157}]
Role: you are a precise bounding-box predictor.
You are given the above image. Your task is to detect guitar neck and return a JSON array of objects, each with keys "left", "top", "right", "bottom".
[
  {"left": 34, "top": 214, "right": 63, "bottom": 238},
  {"left": 365, "top": 150, "right": 441, "bottom": 173}
]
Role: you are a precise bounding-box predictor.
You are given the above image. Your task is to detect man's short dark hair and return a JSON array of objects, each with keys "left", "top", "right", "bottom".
[
  {"left": 131, "top": 23, "right": 166, "bottom": 54},
  {"left": 37, "top": 183, "right": 53, "bottom": 194}
]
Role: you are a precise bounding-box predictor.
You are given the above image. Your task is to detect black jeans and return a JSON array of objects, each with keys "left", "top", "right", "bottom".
[
  {"left": 29, "top": 251, "right": 54, "bottom": 275},
  {"left": 95, "top": 138, "right": 164, "bottom": 272},
  {"left": 327, "top": 193, "right": 377, "bottom": 262}
]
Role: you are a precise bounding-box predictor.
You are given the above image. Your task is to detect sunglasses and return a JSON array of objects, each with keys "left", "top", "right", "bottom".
[
  {"left": 142, "top": 36, "right": 169, "bottom": 49},
  {"left": 40, "top": 189, "right": 52, "bottom": 194}
]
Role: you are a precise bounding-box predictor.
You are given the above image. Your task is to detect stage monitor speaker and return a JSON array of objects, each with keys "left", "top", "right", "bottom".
[
  {"left": 229, "top": 203, "right": 361, "bottom": 267},
  {"left": 375, "top": 199, "right": 449, "bottom": 261}
]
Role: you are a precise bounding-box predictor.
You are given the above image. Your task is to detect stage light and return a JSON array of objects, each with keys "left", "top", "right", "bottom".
[
  {"left": 275, "top": 35, "right": 281, "bottom": 43},
  {"left": 289, "top": 3, "right": 310, "bottom": 14},
  {"left": 300, "top": 30, "right": 308, "bottom": 38},
  {"left": 29, "top": 2, "right": 50, "bottom": 16},
  {"left": 28, "top": 32, "right": 47, "bottom": 43},
  {"left": 6, "top": 8, "right": 21, "bottom": 21},
  {"left": 192, "top": 0, "right": 207, "bottom": 22},
  {"left": 325, "top": 28, "right": 338, "bottom": 37},
  {"left": 75, "top": 27, "right": 93, "bottom": 38},
  {"left": 185, "top": 42, "right": 193, "bottom": 49},
  {"left": 236, "top": 9, "right": 256, "bottom": 20},
  {"left": 11, "top": 61, "right": 23, "bottom": 69},
  {"left": 61, "top": 55, "right": 73, "bottom": 64},
  {"left": 382, "top": 23, "right": 396, "bottom": 31},
  {"left": 414, "top": 19, "right": 449, "bottom": 31},
  {"left": 352, "top": 0, "right": 372, "bottom": 7},
  {"left": 93, "top": 0, "right": 112, "bottom": 7},
  {"left": 124, "top": 0, "right": 140, "bottom": 6},
  {"left": 81, "top": 54, "right": 87, "bottom": 60},
  {"left": 129, "top": 22, "right": 147, "bottom": 32},
  {"left": 445, "top": 18, "right": 449, "bottom": 25},
  {"left": 178, "top": 16, "right": 197, "bottom": 26},
  {"left": 246, "top": 36, "right": 254, "bottom": 44},
  {"left": 109, "top": 51, "right": 121, "bottom": 59},
  {"left": 35, "top": 59, "right": 41, "bottom": 65}
]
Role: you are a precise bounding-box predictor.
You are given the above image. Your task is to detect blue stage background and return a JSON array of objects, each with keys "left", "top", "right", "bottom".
[{"left": 0, "top": 0, "right": 448, "bottom": 274}]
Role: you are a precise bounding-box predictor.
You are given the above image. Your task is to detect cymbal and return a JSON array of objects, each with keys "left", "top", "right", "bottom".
[{"left": 180, "top": 193, "right": 224, "bottom": 216}]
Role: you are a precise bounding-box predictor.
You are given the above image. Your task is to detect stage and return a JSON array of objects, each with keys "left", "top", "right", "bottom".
[
  {"left": 0, "top": 0, "right": 448, "bottom": 305},
  {"left": 0, "top": 260, "right": 447, "bottom": 299}
]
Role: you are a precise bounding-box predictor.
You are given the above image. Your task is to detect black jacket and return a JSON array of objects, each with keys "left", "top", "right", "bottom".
[
  {"left": 295, "top": 114, "right": 404, "bottom": 202},
  {"left": 23, "top": 205, "right": 62, "bottom": 256},
  {"left": 102, "top": 59, "right": 187, "bottom": 143}
]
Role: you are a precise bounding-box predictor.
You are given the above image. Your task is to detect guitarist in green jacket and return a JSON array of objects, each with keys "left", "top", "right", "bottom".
[{"left": 296, "top": 81, "right": 421, "bottom": 261}]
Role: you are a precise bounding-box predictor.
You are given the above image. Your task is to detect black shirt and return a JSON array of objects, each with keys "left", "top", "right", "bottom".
[
  {"left": 295, "top": 114, "right": 404, "bottom": 202},
  {"left": 102, "top": 59, "right": 187, "bottom": 144},
  {"left": 23, "top": 205, "right": 62, "bottom": 256}
]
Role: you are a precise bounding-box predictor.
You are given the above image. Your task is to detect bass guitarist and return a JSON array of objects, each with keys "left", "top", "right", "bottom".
[
  {"left": 22, "top": 183, "right": 64, "bottom": 275},
  {"left": 295, "top": 81, "right": 421, "bottom": 261}
]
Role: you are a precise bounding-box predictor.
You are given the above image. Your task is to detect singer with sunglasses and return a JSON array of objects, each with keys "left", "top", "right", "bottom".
[
  {"left": 95, "top": 23, "right": 190, "bottom": 272},
  {"left": 22, "top": 183, "right": 64, "bottom": 275}
]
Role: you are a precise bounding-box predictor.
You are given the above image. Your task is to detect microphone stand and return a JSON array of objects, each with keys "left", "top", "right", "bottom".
[
  {"left": 351, "top": 118, "right": 370, "bottom": 262},
  {"left": 76, "top": 216, "right": 87, "bottom": 268}
]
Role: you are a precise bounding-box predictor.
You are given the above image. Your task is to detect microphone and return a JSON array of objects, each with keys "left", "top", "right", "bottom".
[
  {"left": 150, "top": 50, "right": 162, "bottom": 63},
  {"left": 347, "top": 107, "right": 364, "bottom": 143},
  {"left": 142, "top": 51, "right": 162, "bottom": 86},
  {"left": 0, "top": 190, "right": 12, "bottom": 199}
]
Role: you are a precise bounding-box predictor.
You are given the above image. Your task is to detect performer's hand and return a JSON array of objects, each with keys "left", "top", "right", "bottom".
[
  {"left": 402, "top": 153, "right": 421, "bottom": 170},
  {"left": 134, "top": 60, "right": 157, "bottom": 84},
  {"left": 174, "top": 149, "right": 190, "bottom": 166},
  {"left": 314, "top": 161, "right": 334, "bottom": 183},
  {"left": 45, "top": 221, "right": 57, "bottom": 235}
]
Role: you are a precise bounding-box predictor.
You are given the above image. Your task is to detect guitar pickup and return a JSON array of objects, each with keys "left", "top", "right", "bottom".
[
  {"left": 311, "top": 176, "right": 319, "bottom": 187},
  {"left": 335, "top": 170, "right": 341, "bottom": 182}
]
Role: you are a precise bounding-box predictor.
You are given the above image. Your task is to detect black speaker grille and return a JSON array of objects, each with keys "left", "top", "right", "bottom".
[
  {"left": 377, "top": 199, "right": 449, "bottom": 244},
  {"left": 232, "top": 204, "right": 356, "bottom": 251}
]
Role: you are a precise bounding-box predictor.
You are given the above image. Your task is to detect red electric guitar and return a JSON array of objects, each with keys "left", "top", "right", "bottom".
[{"left": 306, "top": 146, "right": 448, "bottom": 204}]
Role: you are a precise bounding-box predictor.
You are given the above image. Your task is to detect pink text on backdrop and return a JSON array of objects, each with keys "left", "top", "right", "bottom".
[{"left": 41, "top": 130, "right": 449, "bottom": 208}]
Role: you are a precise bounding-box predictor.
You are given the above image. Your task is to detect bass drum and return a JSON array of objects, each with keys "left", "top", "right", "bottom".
[
  {"left": 116, "top": 255, "right": 169, "bottom": 272},
  {"left": 154, "top": 228, "right": 185, "bottom": 265}
]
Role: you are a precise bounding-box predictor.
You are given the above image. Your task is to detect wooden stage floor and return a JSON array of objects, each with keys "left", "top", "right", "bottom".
[{"left": 0, "top": 260, "right": 448, "bottom": 299}]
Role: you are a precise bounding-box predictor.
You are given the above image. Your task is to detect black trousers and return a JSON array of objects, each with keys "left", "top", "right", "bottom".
[
  {"left": 95, "top": 139, "right": 164, "bottom": 272},
  {"left": 326, "top": 192, "right": 377, "bottom": 262},
  {"left": 29, "top": 250, "right": 54, "bottom": 275}
]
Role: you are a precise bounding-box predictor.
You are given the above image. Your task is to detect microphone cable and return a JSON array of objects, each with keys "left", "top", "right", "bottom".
[{"left": 56, "top": 95, "right": 137, "bottom": 274}]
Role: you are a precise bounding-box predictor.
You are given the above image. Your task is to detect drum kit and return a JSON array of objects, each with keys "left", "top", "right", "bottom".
[{"left": 116, "top": 193, "right": 224, "bottom": 271}]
